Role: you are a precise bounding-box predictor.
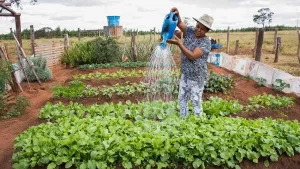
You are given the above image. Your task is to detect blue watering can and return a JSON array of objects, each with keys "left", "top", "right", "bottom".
[{"left": 160, "top": 12, "right": 178, "bottom": 48}]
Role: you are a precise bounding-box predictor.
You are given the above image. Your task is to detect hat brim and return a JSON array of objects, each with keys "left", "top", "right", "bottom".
[{"left": 193, "top": 17, "right": 213, "bottom": 31}]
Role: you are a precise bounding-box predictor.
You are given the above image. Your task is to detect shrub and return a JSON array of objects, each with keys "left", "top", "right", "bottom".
[
  {"left": 61, "top": 37, "right": 122, "bottom": 66},
  {"left": 204, "top": 71, "right": 235, "bottom": 93},
  {"left": 61, "top": 40, "right": 95, "bottom": 66},
  {"left": 0, "top": 60, "right": 13, "bottom": 94},
  {"left": 25, "top": 56, "right": 52, "bottom": 82},
  {"left": 92, "top": 37, "right": 122, "bottom": 64}
]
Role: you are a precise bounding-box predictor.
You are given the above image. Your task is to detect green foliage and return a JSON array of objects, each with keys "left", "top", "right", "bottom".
[
  {"left": 202, "top": 97, "right": 243, "bottom": 117},
  {"left": 253, "top": 8, "right": 274, "bottom": 28},
  {"left": 245, "top": 93, "right": 294, "bottom": 112},
  {"left": 14, "top": 109, "right": 300, "bottom": 169},
  {"left": 62, "top": 37, "right": 122, "bottom": 66},
  {"left": 54, "top": 70, "right": 235, "bottom": 100},
  {"left": 61, "top": 40, "right": 95, "bottom": 66},
  {"left": 40, "top": 98, "right": 243, "bottom": 121},
  {"left": 25, "top": 56, "right": 52, "bottom": 82},
  {"left": 204, "top": 71, "right": 235, "bottom": 93},
  {"left": 255, "top": 77, "right": 267, "bottom": 86},
  {"left": 272, "top": 79, "right": 290, "bottom": 91},
  {"left": 92, "top": 37, "right": 122, "bottom": 64},
  {"left": 52, "top": 80, "right": 85, "bottom": 99},
  {"left": 78, "top": 62, "right": 149, "bottom": 70},
  {"left": 1, "top": 94, "right": 30, "bottom": 119},
  {"left": 123, "top": 38, "right": 158, "bottom": 62},
  {"left": 0, "top": 60, "right": 13, "bottom": 94}
]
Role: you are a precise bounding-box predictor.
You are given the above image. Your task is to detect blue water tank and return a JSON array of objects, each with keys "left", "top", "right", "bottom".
[{"left": 107, "top": 16, "right": 120, "bottom": 26}]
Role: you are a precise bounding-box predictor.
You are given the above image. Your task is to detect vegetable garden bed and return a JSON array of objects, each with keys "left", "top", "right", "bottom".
[{"left": 1, "top": 61, "right": 300, "bottom": 169}]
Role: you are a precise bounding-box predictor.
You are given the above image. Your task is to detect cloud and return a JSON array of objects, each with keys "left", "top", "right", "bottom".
[
  {"left": 0, "top": 0, "right": 299, "bottom": 34},
  {"left": 35, "top": 0, "right": 119, "bottom": 7},
  {"left": 50, "top": 15, "right": 81, "bottom": 21}
]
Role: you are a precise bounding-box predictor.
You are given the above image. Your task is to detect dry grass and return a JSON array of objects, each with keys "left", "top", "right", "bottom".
[{"left": 0, "top": 30, "right": 299, "bottom": 76}]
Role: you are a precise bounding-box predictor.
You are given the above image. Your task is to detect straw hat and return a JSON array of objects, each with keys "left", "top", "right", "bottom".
[{"left": 193, "top": 14, "right": 214, "bottom": 31}]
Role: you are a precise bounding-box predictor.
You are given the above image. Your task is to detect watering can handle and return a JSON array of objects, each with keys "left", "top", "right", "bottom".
[{"left": 169, "top": 12, "right": 178, "bottom": 21}]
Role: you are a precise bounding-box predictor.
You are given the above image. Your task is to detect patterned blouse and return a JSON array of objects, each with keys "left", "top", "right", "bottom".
[{"left": 180, "top": 26, "right": 211, "bottom": 82}]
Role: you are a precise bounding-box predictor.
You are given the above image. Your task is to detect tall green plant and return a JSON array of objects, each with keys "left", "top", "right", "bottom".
[
  {"left": 61, "top": 40, "right": 95, "bottom": 66},
  {"left": 93, "top": 37, "right": 122, "bottom": 64},
  {"left": 25, "top": 56, "right": 52, "bottom": 82},
  {"left": 0, "top": 60, "right": 13, "bottom": 94}
]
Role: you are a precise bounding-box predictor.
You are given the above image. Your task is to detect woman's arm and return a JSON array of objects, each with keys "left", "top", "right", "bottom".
[
  {"left": 167, "top": 36, "right": 206, "bottom": 61},
  {"left": 171, "top": 7, "right": 187, "bottom": 34}
]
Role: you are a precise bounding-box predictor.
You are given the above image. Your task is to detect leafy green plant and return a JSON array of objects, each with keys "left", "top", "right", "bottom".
[
  {"left": 204, "top": 71, "right": 234, "bottom": 93},
  {"left": 255, "top": 77, "right": 267, "bottom": 86},
  {"left": 245, "top": 93, "right": 294, "bottom": 111},
  {"left": 202, "top": 97, "right": 243, "bottom": 117},
  {"left": 0, "top": 60, "right": 13, "bottom": 94},
  {"left": 93, "top": 37, "right": 122, "bottom": 64},
  {"left": 40, "top": 97, "right": 244, "bottom": 121},
  {"left": 61, "top": 40, "right": 95, "bottom": 66},
  {"left": 78, "top": 62, "right": 149, "bottom": 70},
  {"left": 25, "top": 56, "right": 52, "bottom": 82},
  {"left": 14, "top": 113, "right": 300, "bottom": 169},
  {"left": 52, "top": 80, "right": 86, "bottom": 99},
  {"left": 1, "top": 95, "right": 30, "bottom": 119},
  {"left": 272, "top": 79, "right": 290, "bottom": 91}
]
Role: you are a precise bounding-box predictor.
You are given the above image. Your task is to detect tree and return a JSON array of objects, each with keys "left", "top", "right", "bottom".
[
  {"left": 0, "top": 0, "right": 37, "bottom": 12},
  {"left": 253, "top": 8, "right": 274, "bottom": 28}
]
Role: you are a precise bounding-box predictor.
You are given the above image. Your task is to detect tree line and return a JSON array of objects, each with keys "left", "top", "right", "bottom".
[{"left": 0, "top": 25, "right": 298, "bottom": 40}]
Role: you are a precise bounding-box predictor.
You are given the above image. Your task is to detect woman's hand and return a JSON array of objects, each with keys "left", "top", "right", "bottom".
[
  {"left": 167, "top": 36, "right": 181, "bottom": 46},
  {"left": 170, "top": 7, "right": 179, "bottom": 16},
  {"left": 170, "top": 7, "right": 186, "bottom": 33}
]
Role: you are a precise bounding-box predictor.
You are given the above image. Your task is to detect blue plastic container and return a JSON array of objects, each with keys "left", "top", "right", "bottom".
[
  {"left": 211, "top": 44, "right": 223, "bottom": 49},
  {"left": 212, "top": 53, "right": 221, "bottom": 66},
  {"left": 160, "top": 12, "right": 178, "bottom": 48},
  {"left": 107, "top": 16, "right": 120, "bottom": 26}
]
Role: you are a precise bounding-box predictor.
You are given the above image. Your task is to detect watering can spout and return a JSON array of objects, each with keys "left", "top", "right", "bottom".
[{"left": 160, "top": 12, "right": 178, "bottom": 48}]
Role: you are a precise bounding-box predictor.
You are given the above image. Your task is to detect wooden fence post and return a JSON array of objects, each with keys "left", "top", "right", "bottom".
[
  {"left": 15, "top": 14, "right": 22, "bottom": 47},
  {"left": 274, "top": 37, "right": 281, "bottom": 63},
  {"left": 234, "top": 40, "right": 239, "bottom": 55},
  {"left": 131, "top": 33, "right": 138, "bottom": 62},
  {"left": 226, "top": 26, "right": 230, "bottom": 53},
  {"left": 297, "top": 31, "right": 300, "bottom": 63},
  {"left": 273, "top": 28, "right": 278, "bottom": 54},
  {"left": 78, "top": 28, "right": 81, "bottom": 41},
  {"left": 255, "top": 28, "right": 264, "bottom": 62},
  {"left": 253, "top": 29, "right": 259, "bottom": 58},
  {"left": 30, "top": 25, "right": 35, "bottom": 56},
  {"left": 153, "top": 27, "right": 156, "bottom": 42},
  {"left": 217, "top": 39, "right": 220, "bottom": 53},
  {"left": 64, "top": 34, "right": 69, "bottom": 51}
]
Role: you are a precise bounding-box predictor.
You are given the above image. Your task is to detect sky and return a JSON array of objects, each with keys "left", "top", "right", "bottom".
[{"left": 0, "top": 0, "right": 300, "bottom": 34}]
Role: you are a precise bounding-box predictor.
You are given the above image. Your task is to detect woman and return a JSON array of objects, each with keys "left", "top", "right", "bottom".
[{"left": 167, "top": 7, "right": 213, "bottom": 118}]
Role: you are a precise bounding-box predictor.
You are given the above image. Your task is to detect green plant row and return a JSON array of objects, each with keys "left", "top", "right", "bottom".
[
  {"left": 40, "top": 97, "right": 243, "bottom": 121},
  {"left": 52, "top": 81, "right": 150, "bottom": 99},
  {"left": 73, "top": 69, "right": 180, "bottom": 81},
  {"left": 204, "top": 71, "right": 235, "bottom": 93},
  {"left": 55, "top": 72, "right": 234, "bottom": 99},
  {"left": 78, "top": 62, "right": 150, "bottom": 70},
  {"left": 246, "top": 93, "right": 294, "bottom": 111},
  {"left": 13, "top": 115, "right": 300, "bottom": 169}
]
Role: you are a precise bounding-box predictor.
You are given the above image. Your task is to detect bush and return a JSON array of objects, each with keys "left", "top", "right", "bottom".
[
  {"left": 0, "top": 94, "right": 30, "bottom": 119},
  {"left": 0, "top": 60, "right": 13, "bottom": 94},
  {"left": 204, "top": 71, "right": 235, "bottom": 93},
  {"left": 61, "top": 37, "right": 122, "bottom": 66},
  {"left": 61, "top": 40, "right": 95, "bottom": 66},
  {"left": 25, "top": 56, "right": 52, "bottom": 82},
  {"left": 92, "top": 37, "right": 122, "bottom": 64}
]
